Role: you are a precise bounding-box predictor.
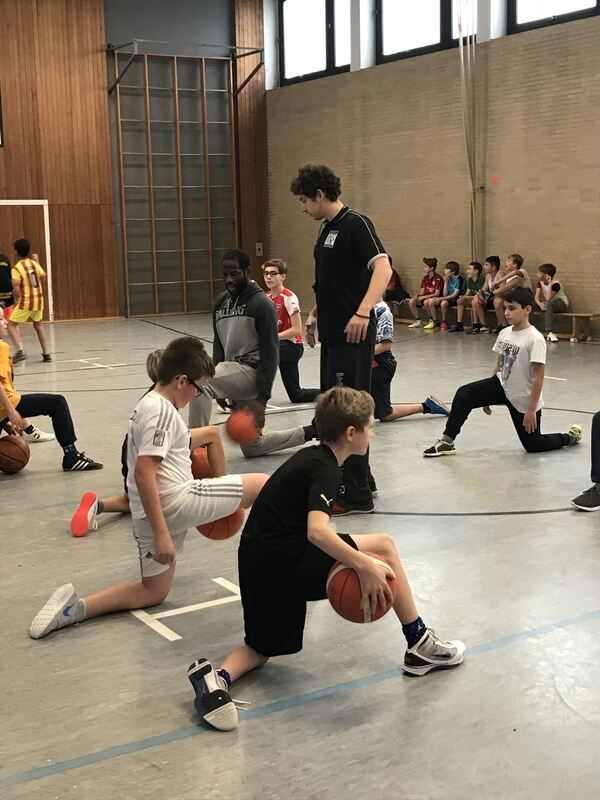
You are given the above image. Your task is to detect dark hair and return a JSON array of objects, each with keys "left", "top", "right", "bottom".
[
  {"left": 222, "top": 249, "right": 250, "bottom": 270},
  {"left": 290, "top": 164, "right": 341, "bottom": 201},
  {"left": 14, "top": 239, "right": 31, "bottom": 258},
  {"left": 315, "top": 387, "right": 374, "bottom": 442},
  {"left": 505, "top": 286, "right": 534, "bottom": 309},
  {"left": 485, "top": 256, "right": 500, "bottom": 269},
  {"left": 538, "top": 263, "right": 556, "bottom": 278},
  {"left": 469, "top": 261, "right": 483, "bottom": 274},
  {"left": 157, "top": 337, "right": 214, "bottom": 384},
  {"left": 445, "top": 261, "right": 460, "bottom": 275},
  {"left": 507, "top": 253, "right": 524, "bottom": 268},
  {"left": 262, "top": 258, "right": 287, "bottom": 275}
]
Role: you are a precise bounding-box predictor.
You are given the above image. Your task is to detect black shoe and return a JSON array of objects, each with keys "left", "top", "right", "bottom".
[
  {"left": 494, "top": 325, "right": 506, "bottom": 335},
  {"left": 571, "top": 485, "right": 600, "bottom": 511},
  {"left": 42, "top": 353, "right": 52, "bottom": 362},
  {"left": 292, "top": 389, "right": 320, "bottom": 403},
  {"left": 62, "top": 452, "right": 104, "bottom": 471},
  {"left": 331, "top": 498, "right": 375, "bottom": 516}
]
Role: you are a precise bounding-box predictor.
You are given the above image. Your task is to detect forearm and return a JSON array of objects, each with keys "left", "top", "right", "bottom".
[
  {"left": 135, "top": 464, "right": 170, "bottom": 541},
  {"left": 527, "top": 370, "right": 544, "bottom": 412},
  {"left": 374, "top": 342, "right": 391, "bottom": 355},
  {"left": 308, "top": 522, "right": 370, "bottom": 570},
  {"left": 356, "top": 259, "right": 392, "bottom": 316}
]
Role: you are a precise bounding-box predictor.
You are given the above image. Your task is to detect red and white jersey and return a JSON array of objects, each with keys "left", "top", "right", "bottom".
[{"left": 267, "top": 287, "right": 303, "bottom": 344}]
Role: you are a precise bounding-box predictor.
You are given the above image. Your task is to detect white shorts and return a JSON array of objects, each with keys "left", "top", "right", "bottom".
[{"left": 132, "top": 474, "right": 244, "bottom": 578}]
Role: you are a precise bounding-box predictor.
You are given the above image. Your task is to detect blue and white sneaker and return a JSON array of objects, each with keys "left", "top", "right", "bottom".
[
  {"left": 188, "top": 659, "right": 238, "bottom": 731},
  {"left": 423, "top": 395, "right": 450, "bottom": 416},
  {"left": 403, "top": 629, "right": 466, "bottom": 676},
  {"left": 29, "top": 583, "right": 85, "bottom": 639}
]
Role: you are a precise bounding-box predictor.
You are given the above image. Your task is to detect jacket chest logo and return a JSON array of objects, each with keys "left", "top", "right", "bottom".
[{"left": 323, "top": 231, "right": 339, "bottom": 248}]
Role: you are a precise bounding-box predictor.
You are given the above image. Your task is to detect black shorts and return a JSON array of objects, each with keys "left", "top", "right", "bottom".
[
  {"left": 484, "top": 293, "right": 495, "bottom": 310},
  {"left": 445, "top": 297, "right": 458, "bottom": 308},
  {"left": 239, "top": 533, "right": 358, "bottom": 657},
  {"left": 120, "top": 434, "right": 129, "bottom": 495}
]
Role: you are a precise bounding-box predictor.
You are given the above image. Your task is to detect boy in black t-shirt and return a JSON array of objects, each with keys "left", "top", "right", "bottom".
[{"left": 188, "top": 387, "right": 466, "bottom": 732}]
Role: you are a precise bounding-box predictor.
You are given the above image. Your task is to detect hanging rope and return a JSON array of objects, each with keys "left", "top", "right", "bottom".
[{"left": 457, "top": 0, "right": 478, "bottom": 259}]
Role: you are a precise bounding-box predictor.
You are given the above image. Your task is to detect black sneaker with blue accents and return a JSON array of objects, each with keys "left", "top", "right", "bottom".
[{"left": 188, "top": 659, "right": 238, "bottom": 731}]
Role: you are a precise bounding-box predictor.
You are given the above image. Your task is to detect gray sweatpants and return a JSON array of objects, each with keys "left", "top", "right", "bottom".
[{"left": 188, "top": 361, "right": 306, "bottom": 458}]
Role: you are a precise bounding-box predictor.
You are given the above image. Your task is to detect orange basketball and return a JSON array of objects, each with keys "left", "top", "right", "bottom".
[
  {"left": 326, "top": 551, "right": 397, "bottom": 623},
  {"left": 197, "top": 507, "right": 245, "bottom": 540},
  {"left": 225, "top": 409, "right": 258, "bottom": 447},
  {"left": 0, "top": 435, "right": 30, "bottom": 474},
  {"left": 190, "top": 447, "right": 213, "bottom": 480}
]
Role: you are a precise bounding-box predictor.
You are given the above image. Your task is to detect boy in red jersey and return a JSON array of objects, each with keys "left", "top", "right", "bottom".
[
  {"left": 8, "top": 239, "right": 51, "bottom": 362},
  {"left": 262, "top": 258, "right": 319, "bottom": 403}
]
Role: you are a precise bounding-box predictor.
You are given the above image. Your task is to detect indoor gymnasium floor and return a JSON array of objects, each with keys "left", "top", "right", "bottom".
[{"left": 1, "top": 314, "right": 599, "bottom": 799}]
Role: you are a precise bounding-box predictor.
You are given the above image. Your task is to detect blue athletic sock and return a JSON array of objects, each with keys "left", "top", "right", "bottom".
[
  {"left": 402, "top": 617, "right": 427, "bottom": 648},
  {"left": 63, "top": 443, "right": 78, "bottom": 457},
  {"left": 217, "top": 667, "right": 232, "bottom": 688}
]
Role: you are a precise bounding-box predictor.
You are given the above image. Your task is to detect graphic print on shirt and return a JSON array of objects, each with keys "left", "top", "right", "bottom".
[
  {"left": 324, "top": 231, "right": 339, "bottom": 248},
  {"left": 496, "top": 340, "right": 520, "bottom": 383}
]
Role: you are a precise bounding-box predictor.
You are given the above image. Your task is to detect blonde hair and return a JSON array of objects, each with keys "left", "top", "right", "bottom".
[
  {"left": 261, "top": 258, "right": 287, "bottom": 275},
  {"left": 146, "top": 348, "right": 164, "bottom": 383},
  {"left": 315, "top": 387, "right": 374, "bottom": 442}
]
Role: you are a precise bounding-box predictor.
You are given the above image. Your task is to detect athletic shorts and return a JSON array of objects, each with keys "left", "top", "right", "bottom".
[
  {"left": 239, "top": 532, "right": 358, "bottom": 657},
  {"left": 484, "top": 293, "right": 495, "bottom": 310},
  {"left": 9, "top": 307, "right": 43, "bottom": 324},
  {"left": 132, "top": 474, "right": 244, "bottom": 578}
]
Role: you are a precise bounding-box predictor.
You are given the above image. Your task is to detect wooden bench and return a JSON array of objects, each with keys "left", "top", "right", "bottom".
[{"left": 389, "top": 302, "right": 596, "bottom": 342}]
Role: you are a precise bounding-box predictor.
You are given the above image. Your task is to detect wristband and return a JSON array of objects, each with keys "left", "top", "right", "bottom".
[{"left": 354, "top": 313, "right": 370, "bottom": 319}]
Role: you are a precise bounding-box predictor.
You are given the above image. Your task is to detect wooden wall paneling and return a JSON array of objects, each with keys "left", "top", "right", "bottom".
[
  {"left": 143, "top": 55, "right": 159, "bottom": 314},
  {"left": 228, "top": 59, "right": 240, "bottom": 247},
  {"left": 114, "top": 52, "right": 131, "bottom": 315},
  {"left": 234, "top": 0, "right": 269, "bottom": 269},
  {"left": 200, "top": 60, "right": 215, "bottom": 308},
  {"left": 0, "top": 205, "right": 48, "bottom": 318},
  {"left": 173, "top": 57, "right": 188, "bottom": 313}
]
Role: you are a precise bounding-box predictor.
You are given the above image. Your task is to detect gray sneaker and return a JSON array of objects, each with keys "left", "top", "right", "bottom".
[
  {"left": 423, "top": 439, "right": 456, "bottom": 457},
  {"left": 13, "top": 350, "right": 27, "bottom": 363},
  {"left": 571, "top": 485, "right": 600, "bottom": 512},
  {"left": 404, "top": 629, "right": 466, "bottom": 676},
  {"left": 29, "top": 584, "right": 84, "bottom": 639}
]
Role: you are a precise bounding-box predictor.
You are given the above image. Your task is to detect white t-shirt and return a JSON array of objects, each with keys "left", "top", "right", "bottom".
[
  {"left": 127, "top": 390, "right": 192, "bottom": 519},
  {"left": 506, "top": 269, "right": 532, "bottom": 290},
  {"left": 541, "top": 278, "right": 569, "bottom": 308},
  {"left": 492, "top": 325, "right": 546, "bottom": 413}
]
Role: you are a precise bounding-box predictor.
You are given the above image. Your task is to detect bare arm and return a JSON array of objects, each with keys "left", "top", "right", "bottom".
[
  {"left": 189, "top": 425, "right": 226, "bottom": 477},
  {"left": 346, "top": 257, "right": 392, "bottom": 344},
  {"left": 279, "top": 310, "right": 302, "bottom": 341},
  {"left": 374, "top": 341, "right": 392, "bottom": 355},
  {"left": 12, "top": 279, "right": 21, "bottom": 304},
  {"left": 0, "top": 382, "right": 26, "bottom": 433},
  {"left": 305, "top": 305, "right": 318, "bottom": 347},
  {"left": 134, "top": 455, "right": 175, "bottom": 565},
  {"left": 523, "top": 363, "right": 544, "bottom": 433},
  {"left": 307, "top": 510, "right": 393, "bottom": 612}
]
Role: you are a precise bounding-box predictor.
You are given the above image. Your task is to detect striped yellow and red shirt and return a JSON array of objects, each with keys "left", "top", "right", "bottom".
[
  {"left": 11, "top": 258, "right": 46, "bottom": 312},
  {"left": 0, "top": 341, "right": 21, "bottom": 417}
]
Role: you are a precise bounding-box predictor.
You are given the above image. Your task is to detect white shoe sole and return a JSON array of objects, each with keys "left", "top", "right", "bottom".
[
  {"left": 188, "top": 660, "right": 238, "bottom": 731},
  {"left": 29, "top": 583, "right": 77, "bottom": 639},
  {"left": 571, "top": 501, "right": 600, "bottom": 512},
  {"left": 423, "top": 449, "right": 455, "bottom": 457}
]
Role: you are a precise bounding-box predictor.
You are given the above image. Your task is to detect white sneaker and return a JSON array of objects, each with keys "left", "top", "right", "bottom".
[
  {"left": 404, "top": 629, "right": 466, "bottom": 676},
  {"left": 29, "top": 584, "right": 84, "bottom": 639},
  {"left": 408, "top": 320, "right": 423, "bottom": 329},
  {"left": 71, "top": 491, "right": 99, "bottom": 537},
  {"left": 23, "top": 426, "right": 55, "bottom": 443},
  {"left": 188, "top": 659, "right": 239, "bottom": 731},
  {"left": 547, "top": 332, "right": 558, "bottom": 343}
]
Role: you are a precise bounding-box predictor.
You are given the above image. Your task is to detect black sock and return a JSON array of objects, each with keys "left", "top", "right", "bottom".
[
  {"left": 97, "top": 500, "right": 105, "bottom": 514},
  {"left": 63, "top": 443, "right": 78, "bottom": 457},
  {"left": 422, "top": 402, "right": 431, "bottom": 414},
  {"left": 303, "top": 424, "right": 317, "bottom": 442},
  {"left": 217, "top": 667, "right": 232, "bottom": 688},
  {"left": 24, "top": 424, "right": 35, "bottom": 434},
  {"left": 402, "top": 617, "right": 427, "bottom": 648}
]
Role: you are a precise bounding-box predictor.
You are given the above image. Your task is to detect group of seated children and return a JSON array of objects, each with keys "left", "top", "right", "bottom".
[{"left": 406, "top": 255, "right": 568, "bottom": 341}]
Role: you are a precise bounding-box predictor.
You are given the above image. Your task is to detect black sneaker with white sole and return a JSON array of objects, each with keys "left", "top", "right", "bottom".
[
  {"left": 62, "top": 452, "right": 104, "bottom": 471},
  {"left": 403, "top": 629, "right": 466, "bottom": 676},
  {"left": 188, "top": 658, "right": 238, "bottom": 731}
]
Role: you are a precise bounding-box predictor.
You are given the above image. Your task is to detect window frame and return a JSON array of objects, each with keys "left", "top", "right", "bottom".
[
  {"left": 278, "top": 0, "right": 351, "bottom": 86},
  {"left": 506, "top": 0, "right": 599, "bottom": 34},
  {"left": 375, "top": 0, "right": 457, "bottom": 65}
]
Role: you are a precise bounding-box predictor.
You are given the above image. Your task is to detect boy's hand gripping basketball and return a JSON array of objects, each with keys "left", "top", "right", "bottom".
[
  {"left": 356, "top": 556, "right": 394, "bottom": 615},
  {"left": 6, "top": 407, "right": 26, "bottom": 436}
]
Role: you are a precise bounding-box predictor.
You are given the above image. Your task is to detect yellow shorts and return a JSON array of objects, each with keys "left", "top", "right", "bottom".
[{"left": 9, "top": 307, "right": 44, "bottom": 324}]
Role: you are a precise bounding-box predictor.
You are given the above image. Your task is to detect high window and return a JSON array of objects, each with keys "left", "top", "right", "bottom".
[{"left": 507, "top": 0, "right": 598, "bottom": 32}]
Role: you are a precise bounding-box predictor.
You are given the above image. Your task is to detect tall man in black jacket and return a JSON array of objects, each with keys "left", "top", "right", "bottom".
[{"left": 291, "top": 164, "right": 392, "bottom": 514}]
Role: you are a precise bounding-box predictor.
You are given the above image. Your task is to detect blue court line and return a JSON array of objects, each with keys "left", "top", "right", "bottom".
[{"left": 1, "top": 608, "right": 599, "bottom": 789}]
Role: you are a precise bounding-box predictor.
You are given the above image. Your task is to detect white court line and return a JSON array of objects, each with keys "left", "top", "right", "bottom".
[
  {"left": 130, "top": 577, "right": 240, "bottom": 638},
  {"left": 545, "top": 376, "right": 568, "bottom": 381},
  {"left": 129, "top": 609, "right": 182, "bottom": 641}
]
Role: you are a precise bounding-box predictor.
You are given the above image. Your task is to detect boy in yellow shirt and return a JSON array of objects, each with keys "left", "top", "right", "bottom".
[{"left": 8, "top": 239, "right": 51, "bottom": 362}]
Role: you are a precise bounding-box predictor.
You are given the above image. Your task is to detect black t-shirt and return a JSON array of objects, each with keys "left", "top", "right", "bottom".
[
  {"left": 0, "top": 252, "right": 13, "bottom": 306},
  {"left": 241, "top": 444, "right": 342, "bottom": 565},
  {"left": 314, "top": 207, "right": 387, "bottom": 346}
]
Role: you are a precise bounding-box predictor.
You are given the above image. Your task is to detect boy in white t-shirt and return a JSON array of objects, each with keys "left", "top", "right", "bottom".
[
  {"left": 28, "top": 337, "right": 269, "bottom": 639},
  {"left": 423, "top": 287, "right": 582, "bottom": 457},
  {"left": 262, "top": 258, "right": 319, "bottom": 403}
]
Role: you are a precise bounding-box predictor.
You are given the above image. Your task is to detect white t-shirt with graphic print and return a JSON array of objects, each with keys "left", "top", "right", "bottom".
[
  {"left": 127, "top": 390, "right": 193, "bottom": 519},
  {"left": 492, "top": 325, "right": 546, "bottom": 413}
]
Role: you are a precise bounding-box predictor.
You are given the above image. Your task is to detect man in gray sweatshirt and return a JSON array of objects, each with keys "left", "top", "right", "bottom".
[{"left": 189, "top": 249, "right": 311, "bottom": 457}]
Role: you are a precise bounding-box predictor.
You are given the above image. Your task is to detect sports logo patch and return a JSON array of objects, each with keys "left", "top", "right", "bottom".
[
  {"left": 324, "top": 231, "right": 339, "bottom": 248},
  {"left": 153, "top": 429, "right": 166, "bottom": 447}
]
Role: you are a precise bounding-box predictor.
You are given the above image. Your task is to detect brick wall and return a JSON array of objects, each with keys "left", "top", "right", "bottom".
[{"left": 266, "top": 16, "right": 600, "bottom": 326}]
